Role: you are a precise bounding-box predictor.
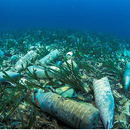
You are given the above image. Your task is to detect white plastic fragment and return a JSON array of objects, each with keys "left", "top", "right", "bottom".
[
  {"left": 39, "top": 49, "right": 60, "bottom": 65},
  {"left": 66, "top": 51, "right": 73, "bottom": 59},
  {"left": 93, "top": 77, "right": 114, "bottom": 129},
  {"left": 15, "top": 50, "right": 37, "bottom": 72}
]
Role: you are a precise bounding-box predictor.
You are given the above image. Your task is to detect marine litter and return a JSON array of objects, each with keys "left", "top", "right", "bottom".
[{"left": 0, "top": 28, "right": 129, "bottom": 129}]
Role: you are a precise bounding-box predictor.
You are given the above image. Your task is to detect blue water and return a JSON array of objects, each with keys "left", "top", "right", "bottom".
[{"left": 0, "top": 0, "right": 130, "bottom": 39}]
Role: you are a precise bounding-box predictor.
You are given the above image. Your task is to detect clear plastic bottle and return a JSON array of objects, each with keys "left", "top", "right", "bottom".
[{"left": 36, "top": 92, "right": 100, "bottom": 129}]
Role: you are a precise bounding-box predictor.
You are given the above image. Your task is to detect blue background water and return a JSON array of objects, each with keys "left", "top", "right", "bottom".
[{"left": 0, "top": 0, "right": 130, "bottom": 39}]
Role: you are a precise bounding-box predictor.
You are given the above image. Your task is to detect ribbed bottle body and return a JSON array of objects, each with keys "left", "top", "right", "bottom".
[
  {"left": 36, "top": 92, "right": 99, "bottom": 129},
  {"left": 93, "top": 77, "right": 114, "bottom": 129}
]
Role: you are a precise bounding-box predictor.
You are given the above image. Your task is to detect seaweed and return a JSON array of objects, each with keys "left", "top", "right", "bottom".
[
  {"left": 0, "top": 71, "right": 40, "bottom": 128},
  {"left": 42, "top": 59, "right": 86, "bottom": 92}
]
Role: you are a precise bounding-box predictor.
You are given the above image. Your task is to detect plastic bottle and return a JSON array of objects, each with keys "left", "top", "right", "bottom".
[
  {"left": 35, "top": 92, "right": 100, "bottom": 129},
  {"left": 123, "top": 62, "right": 130, "bottom": 91},
  {"left": 15, "top": 50, "right": 37, "bottom": 72},
  {"left": 93, "top": 77, "right": 114, "bottom": 129}
]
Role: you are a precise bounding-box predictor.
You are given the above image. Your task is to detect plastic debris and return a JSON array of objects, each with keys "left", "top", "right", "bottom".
[
  {"left": 27, "top": 65, "right": 59, "bottom": 79},
  {"left": 11, "top": 54, "right": 19, "bottom": 63},
  {"left": 56, "top": 61, "right": 63, "bottom": 66},
  {"left": 35, "top": 92, "right": 100, "bottom": 129},
  {"left": 0, "top": 71, "right": 20, "bottom": 83},
  {"left": 93, "top": 77, "right": 114, "bottom": 129},
  {"left": 39, "top": 49, "right": 60, "bottom": 65},
  {"left": 123, "top": 48, "right": 130, "bottom": 57},
  {"left": 123, "top": 62, "right": 130, "bottom": 91},
  {"left": 62, "top": 59, "right": 78, "bottom": 70},
  {"left": 0, "top": 49, "right": 4, "bottom": 57},
  {"left": 15, "top": 50, "right": 37, "bottom": 72},
  {"left": 66, "top": 51, "right": 73, "bottom": 59}
]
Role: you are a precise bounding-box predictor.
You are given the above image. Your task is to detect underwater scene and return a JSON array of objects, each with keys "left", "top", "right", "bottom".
[{"left": 0, "top": 0, "right": 130, "bottom": 129}]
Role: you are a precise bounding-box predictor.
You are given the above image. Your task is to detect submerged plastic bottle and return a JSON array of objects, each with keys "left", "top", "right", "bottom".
[
  {"left": 39, "top": 49, "right": 60, "bottom": 65},
  {"left": 123, "top": 62, "right": 130, "bottom": 91},
  {"left": 0, "top": 71, "right": 20, "bottom": 83},
  {"left": 93, "top": 77, "right": 114, "bottom": 129},
  {"left": 35, "top": 92, "right": 100, "bottom": 129},
  {"left": 15, "top": 50, "right": 37, "bottom": 72}
]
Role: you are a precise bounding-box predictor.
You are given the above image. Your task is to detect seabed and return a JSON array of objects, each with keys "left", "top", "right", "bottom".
[{"left": 0, "top": 28, "right": 129, "bottom": 129}]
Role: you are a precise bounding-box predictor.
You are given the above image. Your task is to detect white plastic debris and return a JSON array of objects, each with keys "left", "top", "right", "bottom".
[
  {"left": 66, "top": 51, "right": 73, "bottom": 59},
  {"left": 27, "top": 65, "right": 59, "bottom": 79},
  {"left": 39, "top": 49, "right": 60, "bottom": 65},
  {"left": 93, "top": 77, "right": 114, "bottom": 129},
  {"left": 123, "top": 62, "right": 130, "bottom": 91},
  {"left": 35, "top": 92, "right": 100, "bottom": 129},
  {"left": 0, "top": 71, "right": 20, "bottom": 83},
  {"left": 15, "top": 50, "right": 37, "bottom": 72}
]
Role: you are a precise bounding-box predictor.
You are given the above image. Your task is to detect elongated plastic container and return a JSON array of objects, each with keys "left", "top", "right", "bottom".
[
  {"left": 35, "top": 92, "right": 100, "bottom": 129},
  {"left": 93, "top": 77, "right": 114, "bottom": 129},
  {"left": 0, "top": 71, "right": 20, "bottom": 83},
  {"left": 27, "top": 65, "right": 59, "bottom": 79},
  {"left": 15, "top": 50, "right": 37, "bottom": 72},
  {"left": 123, "top": 62, "right": 130, "bottom": 91},
  {"left": 39, "top": 49, "right": 60, "bottom": 65}
]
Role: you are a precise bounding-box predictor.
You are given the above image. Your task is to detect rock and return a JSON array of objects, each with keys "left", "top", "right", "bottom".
[
  {"left": 113, "top": 90, "right": 128, "bottom": 105},
  {"left": 116, "top": 100, "right": 130, "bottom": 116},
  {"left": 114, "top": 113, "right": 128, "bottom": 129},
  {"left": 56, "top": 85, "right": 75, "bottom": 98}
]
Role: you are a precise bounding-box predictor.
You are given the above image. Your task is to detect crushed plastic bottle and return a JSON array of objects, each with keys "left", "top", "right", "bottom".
[
  {"left": 35, "top": 92, "right": 100, "bottom": 129},
  {"left": 15, "top": 50, "right": 37, "bottom": 72},
  {"left": 39, "top": 49, "right": 60, "bottom": 65},
  {"left": 93, "top": 77, "right": 114, "bottom": 129}
]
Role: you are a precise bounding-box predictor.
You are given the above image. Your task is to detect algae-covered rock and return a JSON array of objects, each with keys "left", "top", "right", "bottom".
[
  {"left": 113, "top": 90, "right": 128, "bottom": 105},
  {"left": 56, "top": 85, "right": 75, "bottom": 98},
  {"left": 114, "top": 113, "right": 128, "bottom": 129}
]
